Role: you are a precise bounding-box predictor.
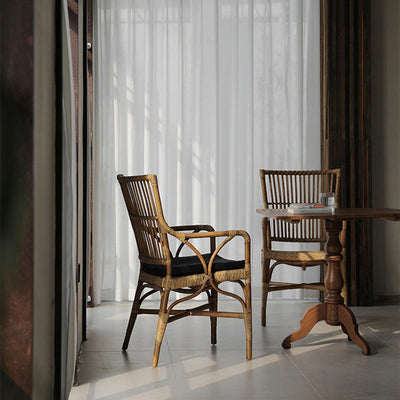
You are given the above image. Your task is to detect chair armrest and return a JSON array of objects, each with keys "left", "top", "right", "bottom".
[
  {"left": 168, "top": 225, "right": 216, "bottom": 257},
  {"left": 180, "top": 229, "right": 250, "bottom": 241},
  {"left": 166, "top": 227, "right": 251, "bottom": 275},
  {"left": 169, "top": 224, "right": 215, "bottom": 233}
]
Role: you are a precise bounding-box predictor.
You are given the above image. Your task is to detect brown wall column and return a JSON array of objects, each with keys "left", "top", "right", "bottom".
[
  {"left": 320, "top": 0, "right": 372, "bottom": 305},
  {"left": 0, "top": 2, "right": 34, "bottom": 399}
]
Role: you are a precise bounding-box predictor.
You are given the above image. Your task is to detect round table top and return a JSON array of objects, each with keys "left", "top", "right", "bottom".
[{"left": 256, "top": 207, "right": 400, "bottom": 222}]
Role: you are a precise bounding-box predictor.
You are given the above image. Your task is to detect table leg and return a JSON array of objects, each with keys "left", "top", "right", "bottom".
[
  {"left": 281, "top": 219, "right": 371, "bottom": 355},
  {"left": 282, "top": 302, "right": 371, "bottom": 354},
  {"left": 337, "top": 304, "right": 371, "bottom": 355},
  {"left": 282, "top": 303, "right": 326, "bottom": 349}
]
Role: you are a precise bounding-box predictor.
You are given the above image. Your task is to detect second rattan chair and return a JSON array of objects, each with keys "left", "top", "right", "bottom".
[
  {"left": 117, "top": 174, "right": 252, "bottom": 366},
  {"left": 259, "top": 169, "right": 342, "bottom": 326}
]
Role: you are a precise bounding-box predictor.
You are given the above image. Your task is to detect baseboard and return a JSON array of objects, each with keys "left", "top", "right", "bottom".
[{"left": 373, "top": 295, "right": 400, "bottom": 305}]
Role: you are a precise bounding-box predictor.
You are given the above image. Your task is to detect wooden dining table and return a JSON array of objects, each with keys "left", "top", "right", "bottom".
[{"left": 256, "top": 207, "right": 400, "bottom": 355}]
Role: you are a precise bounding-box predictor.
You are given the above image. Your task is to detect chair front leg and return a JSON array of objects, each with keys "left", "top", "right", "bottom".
[
  {"left": 152, "top": 289, "right": 170, "bottom": 367},
  {"left": 244, "top": 279, "right": 252, "bottom": 360}
]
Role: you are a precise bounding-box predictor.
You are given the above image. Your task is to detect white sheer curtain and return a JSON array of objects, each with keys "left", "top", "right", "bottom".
[{"left": 92, "top": 0, "right": 321, "bottom": 305}]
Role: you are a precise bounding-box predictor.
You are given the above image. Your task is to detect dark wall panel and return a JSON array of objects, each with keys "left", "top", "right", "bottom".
[
  {"left": 321, "top": 0, "right": 372, "bottom": 305},
  {"left": 0, "top": 1, "right": 34, "bottom": 399}
]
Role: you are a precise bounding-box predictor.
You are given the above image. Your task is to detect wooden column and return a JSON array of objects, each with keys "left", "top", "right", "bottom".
[{"left": 320, "top": 0, "right": 372, "bottom": 305}]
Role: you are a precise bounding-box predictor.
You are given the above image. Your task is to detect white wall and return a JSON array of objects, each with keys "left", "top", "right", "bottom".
[{"left": 371, "top": 0, "right": 400, "bottom": 300}]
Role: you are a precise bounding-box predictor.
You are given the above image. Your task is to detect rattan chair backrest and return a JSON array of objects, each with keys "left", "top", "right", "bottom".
[
  {"left": 259, "top": 169, "right": 341, "bottom": 244},
  {"left": 117, "top": 174, "right": 170, "bottom": 264}
]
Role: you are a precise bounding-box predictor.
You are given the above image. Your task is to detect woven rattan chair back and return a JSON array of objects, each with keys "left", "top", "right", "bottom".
[
  {"left": 259, "top": 169, "right": 342, "bottom": 326},
  {"left": 260, "top": 169, "right": 341, "bottom": 245},
  {"left": 118, "top": 174, "right": 171, "bottom": 267}
]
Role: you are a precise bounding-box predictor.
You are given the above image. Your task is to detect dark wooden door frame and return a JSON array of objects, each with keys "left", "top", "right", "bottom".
[
  {"left": 67, "top": 0, "right": 90, "bottom": 349},
  {"left": 82, "top": 0, "right": 91, "bottom": 343}
]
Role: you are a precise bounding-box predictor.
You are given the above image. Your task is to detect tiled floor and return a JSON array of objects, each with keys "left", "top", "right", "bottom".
[{"left": 70, "top": 300, "right": 400, "bottom": 400}]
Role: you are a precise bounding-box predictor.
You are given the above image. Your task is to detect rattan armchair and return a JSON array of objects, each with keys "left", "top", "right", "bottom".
[
  {"left": 259, "top": 169, "right": 343, "bottom": 326},
  {"left": 117, "top": 174, "right": 252, "bottom": 366}
]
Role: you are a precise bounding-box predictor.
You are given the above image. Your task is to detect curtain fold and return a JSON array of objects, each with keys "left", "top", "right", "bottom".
[{"left": 92, "top": 0, "right": 321, "bottom": 304}]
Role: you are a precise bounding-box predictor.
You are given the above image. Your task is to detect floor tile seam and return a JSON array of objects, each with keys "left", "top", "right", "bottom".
[
  {"left": 362, "top": 325, "right": 396, "bottom": 348},
  {"left": 281, "top": 350, "right": 324, "bottom": 400},
  {"left": 164, "top": 337, "right": 175, "bottom": 366},
  {"left": 80, "top": 349, "right": 163, "bottom": 355}
]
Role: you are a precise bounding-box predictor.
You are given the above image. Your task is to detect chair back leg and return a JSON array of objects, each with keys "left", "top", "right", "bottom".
[
  {"left": 122, "top": 280, "right": 145, "bottom": 350},
  {"left": 261, "top": 251, "right": 271, "bottom": 326},
  {"left": 209, "top": 288, "right": 218, "bottom": 345}
]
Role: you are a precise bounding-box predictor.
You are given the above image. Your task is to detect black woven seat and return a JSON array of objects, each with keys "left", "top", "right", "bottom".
[{"left": 143, "top": 253, "right": 245, "bottom": 277}]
